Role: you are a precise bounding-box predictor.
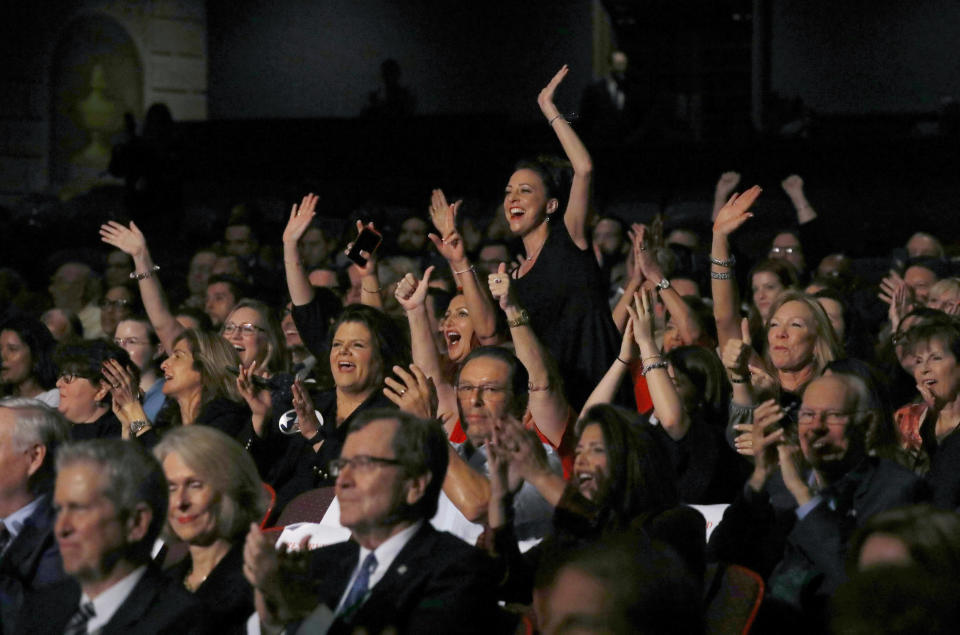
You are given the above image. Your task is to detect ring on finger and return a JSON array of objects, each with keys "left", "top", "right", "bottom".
[
  {"left": 494, "top": 278, "right": 502, "bottom": 284},
  {"left": 399, "top": 389, "right": 407, "bottom": 396}
]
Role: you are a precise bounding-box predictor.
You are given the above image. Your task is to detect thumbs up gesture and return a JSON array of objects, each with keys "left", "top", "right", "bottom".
[{"left": 721, "top": 318, "right": 755, "bottom": 382}]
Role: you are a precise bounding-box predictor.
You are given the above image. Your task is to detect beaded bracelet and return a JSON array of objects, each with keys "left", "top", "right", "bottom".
[
  {"left": 710, "top": 255, "right": 736, "bottom": 267},
  {"left": 710, "top": 271, "right": 733, "bottom": 280},
  {"left": 729, "top": 376, "right": 748, "bottom": 384},
  {"left": 130, "top": 265, "right": 160, "bottom": 281},
  {"left": 641, "top": 361, "right": 668, "bottom": 376}
]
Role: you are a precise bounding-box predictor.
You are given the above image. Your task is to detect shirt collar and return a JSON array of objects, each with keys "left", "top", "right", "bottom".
[
  {"left": 82, "top": 565, "right": 148, "bottom": 633},
  {"left": 1, "top": 495, "right": 44, "bottom": 539},
  {"left": 357, "top": 520, "right": 423, "bottom": 589}
]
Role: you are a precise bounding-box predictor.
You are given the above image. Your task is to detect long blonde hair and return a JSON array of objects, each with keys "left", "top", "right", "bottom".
[{"left": 763, "top": 290, "right": 841, "bottom": 377}]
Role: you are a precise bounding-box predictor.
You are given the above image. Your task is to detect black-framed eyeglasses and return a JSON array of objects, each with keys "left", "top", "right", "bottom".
[
  {"left": 58, "top": 372, "right": 94, "bottom": 384},
  {"left": 223, "top": 323, "right": 266, "bottom": 336},
  {"left": 328, "top": 455, "right": 403, "bottom": 477}
]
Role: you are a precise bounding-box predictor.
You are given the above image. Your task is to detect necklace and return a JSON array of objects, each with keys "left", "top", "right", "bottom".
[
  {"left": 517, "top": 229, "right": 549, "bottom": 278},
  {"left": 184, "top": 568, "right": 209, "bottom": 592}
]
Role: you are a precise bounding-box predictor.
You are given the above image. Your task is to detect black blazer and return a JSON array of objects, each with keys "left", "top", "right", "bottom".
[
  {"left": 0, "top": 496, "right": 64, "bottom": 635},
  {"left": 294, "top": 523, "right": 506, "bottom": 635},
  {"left": 16, "top": 563, "right": 206, "bottom": 635}
]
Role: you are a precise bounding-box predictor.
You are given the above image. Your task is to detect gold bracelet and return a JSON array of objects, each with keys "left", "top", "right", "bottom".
[
  {"left": 362, "top": 285, "right": 381, "bottom": 293},
  {"left": 507, "top": 309, "right": 530, "bottom": 328}
]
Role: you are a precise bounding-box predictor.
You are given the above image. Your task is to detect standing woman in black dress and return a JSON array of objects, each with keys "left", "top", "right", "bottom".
[{"left": 504, "top": 65, "right": 621, "bottom": 410}]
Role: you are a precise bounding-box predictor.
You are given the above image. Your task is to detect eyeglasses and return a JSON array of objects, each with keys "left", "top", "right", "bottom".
[
  {"left": 58, "top": 372, "right": 93, "bottom": 384},
  {"left": 455, "top": 384, "right": 509, "bottom": 399},
  {"left": 114, "top": 337, "right": 149, "bottom": 347},
  {"left": 328, "top": 455, "right": 403, "bottom": 477},
  {"left": 769, "top": 246, "right": 800, "bottom": 256},
  {"left": 100, "top": 299, "right": 131, "bottom": 309},
  {"left": 797, "top": 409, "right": 861, "bottom": 427},
  {"left": 223, "top": 323, "right": 266, "bottom": 336}
]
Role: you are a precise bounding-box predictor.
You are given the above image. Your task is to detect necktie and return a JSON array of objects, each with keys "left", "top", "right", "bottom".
[
  {"left": 0, "top": 521, "right": 11, "bottom": 558},
  {"left": 338, "top": 553, "right": 377, "bottom": 618},
  {"left": 64, "top": 601, "right": 95, "bottom": 635}
]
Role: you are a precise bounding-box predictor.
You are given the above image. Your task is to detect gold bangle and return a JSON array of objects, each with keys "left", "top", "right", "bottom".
[{"left": 362, "top": 285, "right": 381, "bottom": 293}]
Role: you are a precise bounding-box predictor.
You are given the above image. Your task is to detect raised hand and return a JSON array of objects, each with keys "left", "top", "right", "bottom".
[
  {"left": 626, "top": 289, "right": 657, "bottom": 348},
  {"left": 618, "top": 315, "right": 639, "bottom": 363},
  {"left": 427, "top": 189, "right": 466, "bottom": 264},
  {"left": 717, "top": 171, "right": 742, "bottom": 195},
  {"left": 102, "top": 359, "right": 140, "bottom": 411},
  {"left": 282, "top": 193, "right": 318, "bottom": 245},
  {"left": 721, "top": 318, "right": 754, "bottom": 381},
  {"left": 631, "top": 224, "right": 664, "bottom": 281},
  {"left": 393, "top": 266, "right": 434, "bottom": 312},
  {"left": 538, "top": 64, "right": 570, "bottom": 118},
  {"left": 344, "top": 220, "right": 380, "bottom": 277},
  {"left": 778, "top": 443, "right": 811, "bottom": 504},
  {"left": 879, "top": 270, "right": 914, "bottom": 330},
  {"left": 781, "top": 174, "right": 804, "bottom": 198},
  {"left": 291, "top": 377, "right": 322, "bottom": 441},
  {"left": 712, "top": 185, "right": 762, "bottom": 237},
  {"left": 99, "top": 220, "right": 148, "bottom": 258},
  {"left": 383, "top": 364, "right": 438, "bottom": 419},
  {"left": 237, "top": 360, "right": 271, "bottom": 417},
  {"left": 487, "top": 263, "right": 518, "bottom": 311}
]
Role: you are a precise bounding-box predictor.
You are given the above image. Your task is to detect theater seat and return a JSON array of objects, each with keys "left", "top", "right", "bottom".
[{"left": 703, "top": 562, "right": 765, "bottom": 635}]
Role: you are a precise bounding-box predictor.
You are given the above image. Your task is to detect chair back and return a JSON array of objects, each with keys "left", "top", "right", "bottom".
[
  {"left": 275, "top": 486, "right": 337, "bottom": 527},
  {"left": 703, "top": 562, "right": 764, "bottom": 635},
  {"left": 260, "top": 482, "right": 277, "bottom": 529}
]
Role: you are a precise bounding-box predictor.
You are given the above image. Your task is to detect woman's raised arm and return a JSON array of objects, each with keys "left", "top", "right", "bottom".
[
  {"left": 538, "top": 65, "right": 592, "bottom": 249},
  {"left": 711, "top": 185, "right": 761, "bottom": 350},
  {"left": 99, "top": 221, "right": 184, "bottom": 352},
  {"left": 282, "top": 193, "right": 318, "bottom": 307}
]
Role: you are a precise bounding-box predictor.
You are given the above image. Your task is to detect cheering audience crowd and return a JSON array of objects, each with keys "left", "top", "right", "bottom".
[{"left": 2, "top": 65, "right": 960, "bottom": 634}]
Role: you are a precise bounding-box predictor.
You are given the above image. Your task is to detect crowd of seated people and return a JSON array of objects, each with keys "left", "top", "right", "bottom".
[{"left": 2, "top": 64, "right": 960, "bottom": 634}]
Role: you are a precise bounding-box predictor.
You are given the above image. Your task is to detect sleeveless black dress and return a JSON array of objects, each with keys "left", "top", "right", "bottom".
[{"left": 513, "top": 222, "right": 622, "bottom": 410}]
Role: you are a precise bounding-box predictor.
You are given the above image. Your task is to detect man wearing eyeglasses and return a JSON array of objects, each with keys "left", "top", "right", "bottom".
[
  {"left": 709, "top": 374, "right": 927, "bottom": 632},
  {"left": 244, "top": 409, "right": 506, "bottom": 634}
]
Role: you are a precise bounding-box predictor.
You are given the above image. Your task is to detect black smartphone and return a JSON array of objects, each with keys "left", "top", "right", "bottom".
[
  {"left": 346, "top": 227, "right": 383, "bottom": 267},
  {"left": 225, "top": 365, "right": 272, "bottom": 390}
]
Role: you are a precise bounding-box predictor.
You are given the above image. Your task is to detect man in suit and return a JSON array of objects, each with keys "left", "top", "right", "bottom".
[
  {"left": 709, "top": 374, "right": 927, "bottom": 632},
  {"left": 0, "top": 398, "right": 70, "bottom": 635},
  {"left": 16, "top": 439, "right": 204, "bottom": 634},
  {"left": 245, "top": 409, "right": 506, "bottom": 634}
]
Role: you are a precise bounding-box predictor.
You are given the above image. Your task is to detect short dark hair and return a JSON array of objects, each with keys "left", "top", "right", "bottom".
[
  {"left": 903, "top": 321, "right": 960, "bottom": 360},
  {"left": 456, "top": 346, "right": 529, "bottom": 420},
  {"left": 206, "top": 274, "right": 249, "bottom": 302},
  {"left": 53, "top": 340, "right": 131, "bottom": 408},
  {"left": 330, "top": 305, "right": 410, "bottom": 388},
  {"left": 57, "top": 439, "right": 168, "bottom": 564},
  {"left": 665, "top": 346, "right": 729, "bottom": 424},
  {"left": 348, "top": 409, "right": 448, "bottom": 521}
]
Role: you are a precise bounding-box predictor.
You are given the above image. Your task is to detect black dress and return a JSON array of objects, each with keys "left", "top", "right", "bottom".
[
  {"left": 165, "top": 543, "right": 252, "bottom": 635},
  {"left": 247, "top": 389, "right": 395, "bottom": 517},
  {"left": 512, "top": 223, "right": 622, "bottom": 410}
]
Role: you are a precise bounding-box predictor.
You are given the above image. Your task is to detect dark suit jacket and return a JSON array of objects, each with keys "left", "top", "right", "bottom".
[
  {"left": 709, "top": 457, "right": 927, "bottom": 630},
  {"left": 0, "top": 496, "right": 64, "bottom": 635},
  {"left": 16, "top": 563, "right": 205, "bottom": 635},
  {"left": 294, "top": 523, "right": 504, "bottom": 635}
]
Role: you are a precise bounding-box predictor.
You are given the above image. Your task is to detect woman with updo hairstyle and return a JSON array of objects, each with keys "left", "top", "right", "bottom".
[
  {"left": 497, "top": 66, "right": 621, "bottom": 411},
  {"left": 0, "top": 315, "right": 59, "bottom": 406},
  {"left": 155, "top": 425, "right": 266, "bottom": 634}
]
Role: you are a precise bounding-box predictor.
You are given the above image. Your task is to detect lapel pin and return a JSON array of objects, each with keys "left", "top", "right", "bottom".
[{"left": 397, "top": 565, "right": 408, "bottom": 575}]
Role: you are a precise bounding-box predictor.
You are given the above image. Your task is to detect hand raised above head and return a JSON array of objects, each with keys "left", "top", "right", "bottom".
[
  {"left": 712, "top": 185, "right": 762, "bottom": 237},
  {"left": 283, "top": 193, "right": 318, "bottom": 244},
  {"left": 538, "top": 65, "right": 570, "bottom": 116},
  {"left": 99, "top": 220, "right": 148, "bottom": 258},
  {"left": 394, "top": 266, "right": 434, "bottom": 312}
]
